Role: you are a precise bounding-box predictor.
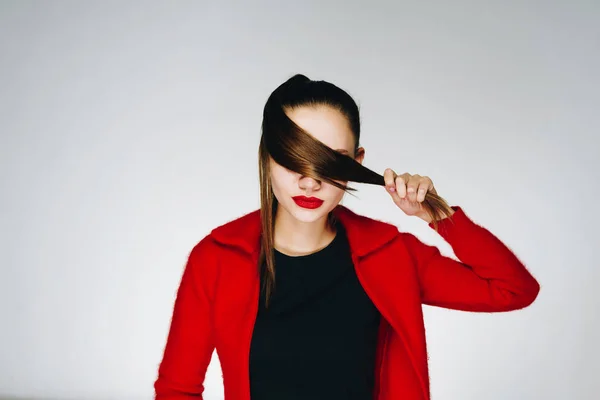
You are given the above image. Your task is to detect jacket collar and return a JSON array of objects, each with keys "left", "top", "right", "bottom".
[{"left": 210, "top": 204, "right": 399, "bottom": 259}]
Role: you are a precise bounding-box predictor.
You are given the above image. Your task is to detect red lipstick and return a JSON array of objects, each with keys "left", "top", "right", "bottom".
[{"left": 292, "top": 196, "right": 324, "bottom": 209}]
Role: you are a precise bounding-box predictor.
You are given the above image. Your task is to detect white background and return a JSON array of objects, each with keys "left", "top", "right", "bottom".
[{"left": 1, "top": 1, "right": 598, "bottom": 399}]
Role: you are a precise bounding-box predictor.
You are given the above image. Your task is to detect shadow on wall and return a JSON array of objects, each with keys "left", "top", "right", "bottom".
[
  {"left": 0, "top": 397, "right": 42, "bottom": 400},
  {"left": 4, "top": 396, "right": 98, "bottom": 400},
  {"left": 0, "top": 397, "right": 152, "bottom": 400},
  {"left": 0, "top": 398, "right": 141, "bottom": 400},
  {"left": 0, "top": 398, "right": 62, "bottom": 400},
  {"left": 0, "top": 398, "right": 43, "bottom": 400}
]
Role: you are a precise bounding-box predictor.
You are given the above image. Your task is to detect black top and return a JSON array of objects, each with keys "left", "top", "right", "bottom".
[{"left": 249, "top": 222, "right": 381, "bottom": 400}]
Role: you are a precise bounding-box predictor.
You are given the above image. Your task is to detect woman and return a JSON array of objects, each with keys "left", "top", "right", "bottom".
[{"left": 154, "top": 74, "right": 540, "bottom": 400}]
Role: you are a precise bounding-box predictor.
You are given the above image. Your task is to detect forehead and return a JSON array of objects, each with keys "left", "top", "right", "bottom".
[{"left": 284, "top": 105, "right": 355, "bottom": 153}]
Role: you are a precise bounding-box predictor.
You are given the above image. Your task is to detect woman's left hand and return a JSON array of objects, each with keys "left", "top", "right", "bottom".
[{"left": 383, "top": 168, "right": 437, "bottom": 221}]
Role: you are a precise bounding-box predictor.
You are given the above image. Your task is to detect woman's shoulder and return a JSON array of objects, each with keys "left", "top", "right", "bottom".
[
  {"left": 178, "top": 210, "right": 261, "bottom": 297},
  {"left": 188, "top": 208, "right": 262, "bottom": 261}
]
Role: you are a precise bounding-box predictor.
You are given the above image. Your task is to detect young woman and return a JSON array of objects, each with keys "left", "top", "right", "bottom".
[{"left": 154, "top": 74, "right": 540, "bottom": 400}]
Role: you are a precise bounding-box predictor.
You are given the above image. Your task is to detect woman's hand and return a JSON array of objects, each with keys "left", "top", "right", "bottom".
[{"left": 383, "top": 168, "right": 438, "bottom": 222}]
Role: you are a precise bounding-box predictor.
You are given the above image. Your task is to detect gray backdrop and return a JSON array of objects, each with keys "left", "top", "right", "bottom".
[{"left": 1, "top": 0, "right": 598, "bottom": 399}]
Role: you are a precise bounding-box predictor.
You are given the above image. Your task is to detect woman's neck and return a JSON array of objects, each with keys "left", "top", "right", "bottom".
[{"left": 273, "top": 208, "right": 337, "bottom": 257}]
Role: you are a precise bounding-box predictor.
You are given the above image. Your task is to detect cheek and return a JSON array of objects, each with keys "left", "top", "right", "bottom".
[
  {"left": 322, "top": 182, "right": 346, "bottom": 202},
  {"left": 269, "top": 165, "right": 293, "bottom": 195}
]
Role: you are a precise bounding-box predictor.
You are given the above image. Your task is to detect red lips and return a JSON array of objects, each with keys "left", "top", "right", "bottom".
[{"left": 292, "top": 196, "right": 324, "bottom": 209}]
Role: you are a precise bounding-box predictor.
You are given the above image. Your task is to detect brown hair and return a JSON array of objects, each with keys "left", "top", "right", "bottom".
[{"left": 258, "top": 74, "right": 454, "bottom": 306}]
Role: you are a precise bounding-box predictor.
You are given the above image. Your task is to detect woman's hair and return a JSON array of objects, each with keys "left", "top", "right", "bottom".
[{"left": 258, "top": 73, "right": 454, "bottom": 306}]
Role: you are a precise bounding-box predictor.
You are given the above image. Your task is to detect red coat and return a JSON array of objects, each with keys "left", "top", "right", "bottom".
[{"left": 154, "top": 205, "right": 540, "bottom": 400}]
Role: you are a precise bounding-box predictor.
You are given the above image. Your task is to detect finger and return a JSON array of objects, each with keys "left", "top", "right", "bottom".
[
  {"left": 416, "top": 176, "right": 434, "bottom": 202},
  {"left": 384, "top": 169, "right": 401, "bottom": 206},
  {"left": 416, "top": 182, "right": 429, "bottom": 202},
  {"left": 395, "top": 173, "right": 410, "bottom": 199},
  {"left": 383, "top": 168, "right": 396, "bottom": 192},
  {"left": 406, "top": 174, "right": 422, "bottom": 202}
]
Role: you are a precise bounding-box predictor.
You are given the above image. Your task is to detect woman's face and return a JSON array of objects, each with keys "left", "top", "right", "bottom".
[{"left": 269, "top": 105, "right": 365, "bottom": 224}]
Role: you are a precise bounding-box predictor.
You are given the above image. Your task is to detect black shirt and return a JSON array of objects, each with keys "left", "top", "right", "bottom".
[{"left": 249, "top": 222, "right": 381, "bottom": 400}]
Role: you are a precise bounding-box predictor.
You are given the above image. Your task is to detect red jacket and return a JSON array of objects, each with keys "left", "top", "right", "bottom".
[{"left": 154, "top": 205, "right": 540, "bottom": 400}]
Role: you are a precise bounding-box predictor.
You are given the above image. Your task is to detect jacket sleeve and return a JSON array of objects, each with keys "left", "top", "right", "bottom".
[
  {"left": 154, "top": 236, "right": 216, "bottom": 399},
  {"left": 403, "top": 206, "right": 540, "bottom": 312}
]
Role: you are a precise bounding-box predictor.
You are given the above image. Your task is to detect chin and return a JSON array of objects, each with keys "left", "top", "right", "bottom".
[
  {"left": 292, "top": 209, "right": 328, "bottom": 223},
  {"left": 283, "top": 201, "right": 334, "bottom": 223}
]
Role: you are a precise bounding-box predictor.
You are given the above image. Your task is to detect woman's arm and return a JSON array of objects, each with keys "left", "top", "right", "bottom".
[
  {"left": 154, "top": 236, "right": 216, "bottom": 399},
  {"left": 403, "top": 206, "right": 540, "bottom": 311}
]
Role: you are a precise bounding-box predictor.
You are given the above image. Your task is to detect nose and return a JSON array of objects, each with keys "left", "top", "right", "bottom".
[{"left": 298, "top": 175, "right": 321, "bottom": 194}]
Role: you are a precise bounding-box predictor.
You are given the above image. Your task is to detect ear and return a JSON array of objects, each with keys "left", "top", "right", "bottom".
[{"left": 354, "top": 147, "right": 365, "bottom": 164}]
